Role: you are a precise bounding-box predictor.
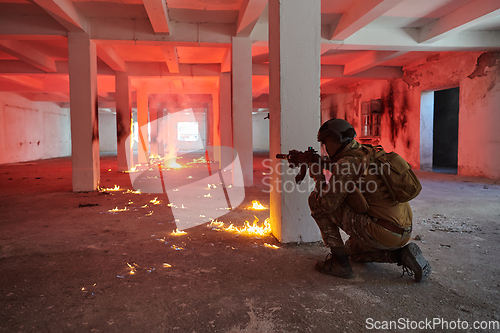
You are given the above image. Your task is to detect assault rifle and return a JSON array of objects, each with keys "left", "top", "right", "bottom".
[{"left": 276, "top": 147, "right": 333, "bottom": 184}]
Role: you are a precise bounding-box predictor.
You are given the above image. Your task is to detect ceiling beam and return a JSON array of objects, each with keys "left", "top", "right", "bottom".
[
  {"left": 126, "top": 63, "right": 221, "bottom": 77},
  {"left": 320, "top": 28, "right": 500, "bottom": 51},
  {"left": 89, "top": 19, "right": 233, "bottom": 44},
  {"left": 143, "top": 0, "right": 170, "bottom": 34},
  {"left": 0, "top": 75, "right": 43, "bottom": 90},
  {"left": 32, "top": 0, "right": 85, "bottom": 32},
  {"left": 161, "top": 46, "right": 180, "bottom": 73},
  {"left": 96, "top": 44, "right": 126, "bottom": 72},
  {"left": 343, "top": 50, "right": 406, "bottom": 76},
  {"left": 419, "top": 0, "right": 500, "bottom": 43},
  {"left": 236, "top": 0, "right": 268, "bottom": 37},
  {"left": 329, "top": 0, "right": 403, "bottom": 40},
  {"left": 0, "top": 15, "right": 67, "bottom": 37},
  {"left": 0, "top": 40, "right": 57, "bottom": 72}
]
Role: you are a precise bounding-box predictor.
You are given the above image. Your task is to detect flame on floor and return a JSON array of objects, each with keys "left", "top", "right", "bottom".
[
  {"left": 248, "top": 200, "right": 268, "bottom": 210},
  {"left": 264, "top": 243, "right": 280, "bottom": 249},
  {"left": 172, "top": 229, "right": 187, "bottom": 236},
  {"left": 208, "top": 216, "right": 272, "bottom": 237},
  {"left": 150, "top": 197, "right": 161, "bottom": 205},
  {"left": 109, "top": 207, "right": 129, "bottom": 213},
  {"left": 127, "top": 262, "right": 138, "bottom": 275},
  {"left": 99, "top": 185, "right": 122, "bottom": 192}
]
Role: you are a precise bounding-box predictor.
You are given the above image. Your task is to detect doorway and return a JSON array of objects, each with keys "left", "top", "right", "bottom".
[
  {"left": 419, "top": 87, "right": 459, "bottom": 174},
  {"left": 433, "top": 87, "right": 459, "bottom": 174}
]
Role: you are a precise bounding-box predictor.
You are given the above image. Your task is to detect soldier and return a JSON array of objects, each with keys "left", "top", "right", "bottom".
[{"left": 308, "top": 118, "right": 431, "bottom": 282}]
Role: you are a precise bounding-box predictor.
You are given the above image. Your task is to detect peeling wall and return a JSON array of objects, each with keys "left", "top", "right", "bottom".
[
  {"left": 321, "top": 51, "right": 500, "bottom": 179},
  {"left": 321, "top": 80, "right": 420, "bottom": 169},
  {"left": 0, "top": 92, "right": 71, "bottom": 165}
]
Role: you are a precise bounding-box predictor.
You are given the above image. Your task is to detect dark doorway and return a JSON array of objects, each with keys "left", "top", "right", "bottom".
[{"left": 433, "top": 87, "right": 459, "bottom": 174}]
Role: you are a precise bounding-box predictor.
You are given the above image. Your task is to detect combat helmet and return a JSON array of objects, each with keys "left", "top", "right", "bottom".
[{"left": 317, "top": 118, "right": 356, "bottom": 144}]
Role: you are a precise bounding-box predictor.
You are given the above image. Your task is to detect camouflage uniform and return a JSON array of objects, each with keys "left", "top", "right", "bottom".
[{"left": 309, "top": 140, "right": 412, "bottom": 263}]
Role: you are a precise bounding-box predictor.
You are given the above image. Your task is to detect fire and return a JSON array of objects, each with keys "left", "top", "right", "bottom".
[
  {"left": 109, "top": 207, "right": 129, "bottom": 213},
  {"left": 100, "top": 185, "right": 121, "bottom": 192},
  {"left": 248, "top": 200, "right": 267, "bottom": 210},
  {"left": 208, "top": 217, "right": 272, "bottom": 237},
  {"left": 165, "top": 157, "right": 183, "bottom": 169},
  {"left": 150, "top": 197, "right": 161, "bottom": 205},
  {"left": 163, "top": 263, "right": 172, "bottom": 268},
  {"left": 264, "top": 243, "right": 280, "bottom": 249},
  {"left": 172, "top": 229, "right": 187, "bottom": 236},
  {"left": 171, "top": 245, "right": 184, "bottom": 251},
  {"left": 127, "top": 263, "right": 138, "bottom": 275},
  {"left": 124, "top": 189, "right": 141, "bottom": 194}
]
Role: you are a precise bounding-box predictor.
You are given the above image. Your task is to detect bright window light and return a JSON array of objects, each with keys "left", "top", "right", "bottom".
[{"left": 177, "top": 122, "right": 199, "bottom": 141}]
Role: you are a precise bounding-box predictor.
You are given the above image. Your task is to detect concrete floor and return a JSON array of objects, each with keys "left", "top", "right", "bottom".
[{"left": 1, "top": 153, "right": 499, "bottom": 332}]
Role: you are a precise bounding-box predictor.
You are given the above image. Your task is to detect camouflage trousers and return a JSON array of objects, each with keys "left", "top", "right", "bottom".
[{"left": 308, "top": 192, "right": 407, "bottom": 263}]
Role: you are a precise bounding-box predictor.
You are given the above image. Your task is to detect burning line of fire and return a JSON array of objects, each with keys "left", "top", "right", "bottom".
[
  {"left": 108, "top": 207, "right": 129, "bottom": 213},
  {"left": 124, "top": 189, "right": 141, "bottom": 194},
  {"left": 208, "top": 216, "right": 272, "bottom": 237}
]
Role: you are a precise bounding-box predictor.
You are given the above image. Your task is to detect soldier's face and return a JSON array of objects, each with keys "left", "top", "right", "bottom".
[{"left": 323, "top": 137, "right": 342, "bottom": 158}]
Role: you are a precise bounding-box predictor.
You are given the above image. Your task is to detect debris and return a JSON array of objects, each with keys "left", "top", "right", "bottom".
[{"left": 79, "top": 203, "right": 99, "bottom": 208}]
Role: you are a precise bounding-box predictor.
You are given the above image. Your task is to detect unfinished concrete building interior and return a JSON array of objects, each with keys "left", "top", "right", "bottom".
[{"left": 1, "top": 0, "right": 500, "bottom": 331}]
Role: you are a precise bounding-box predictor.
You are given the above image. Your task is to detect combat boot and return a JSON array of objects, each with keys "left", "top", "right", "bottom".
[
  {"left": 315, "top": 248, "right": 354, "bottom": 279},
  {"left": 395, "top": 243, "right": 431, "bottom": 282}
]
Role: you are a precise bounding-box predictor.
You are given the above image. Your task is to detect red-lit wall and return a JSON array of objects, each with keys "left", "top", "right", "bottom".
[
  {"left": 321, "top": 51, "right": 500, "bottom": 179},
  {"left": 0, "top": 92, "right": 71, "bottom": 164}
]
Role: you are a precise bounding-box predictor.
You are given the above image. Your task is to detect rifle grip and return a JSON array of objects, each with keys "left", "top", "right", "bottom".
[{"left": 295, "top": 164, "right": 308, "bottom": 184}]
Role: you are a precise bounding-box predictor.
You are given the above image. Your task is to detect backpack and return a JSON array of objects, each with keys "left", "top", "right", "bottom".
[{"left": 362, "top": 144, "right": 422, "bottom": 203}]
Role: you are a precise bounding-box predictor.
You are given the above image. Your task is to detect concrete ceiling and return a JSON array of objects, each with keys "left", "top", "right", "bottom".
[{"left": 0, "top": 0, "right": 499, "bottom": 105}]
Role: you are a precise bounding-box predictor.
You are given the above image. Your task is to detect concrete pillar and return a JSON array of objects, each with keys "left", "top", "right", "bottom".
[
  {"left": 137, "top": 88, "right": 149, "bottom": 164},
  {"left": 149, "top": 97, "right": 158, "bottom": 157},
  {"left": 212, "top": 92, "right": 221, "bottom": 148},
  {"left": 115, "top": 72, "right": 132, "bottom": 172},
  {"left": 207, "top": 96, "right": 214, "bottom": 147},
  {"left": 220, "top": 72, "right": 233, "bottom": 168},
  {"left": 232, "top": 37, "right": 253, "bottom": 186},
  {"left": 68, "top": 32, "right": 100, "bottom": 192},
  {"left": 268, "top": 0, "right": 322, "bottom": 243},
  {"left": 157, "top": 104, "right": 165, "bottom": 157}
]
